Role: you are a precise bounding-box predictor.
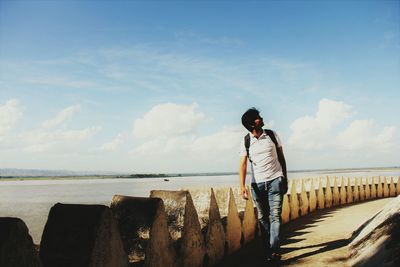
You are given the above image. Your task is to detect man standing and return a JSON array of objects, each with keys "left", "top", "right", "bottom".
[{"left": 239, "top": 107, "right": 288, "bottom": 262}]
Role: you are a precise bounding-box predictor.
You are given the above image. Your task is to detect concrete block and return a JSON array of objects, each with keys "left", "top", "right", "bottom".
[
  {"left": 281, "top": 194, "right": 290, "bottom": 224},
  {"left": 150, "top": 190, "right": 205, "bottom": 267},
  {"left": 309, "top": 178, "right": 317, "bottom": 212},
  {"left": 110, "top": 195, "right": 176, "bottom": 267},
  {"left": 364, "top": 177, "right": 371, "bottom": 200},
  {"left": 340, "top": 177, "right": 347, "bottom": 205},
  {"left": 389, "top": 177, "right": 396, "bottom": 197},
  {"left": 0, "top": 217, "right": 41, "bottom": 267},
  {"left": 241, "top": 187, "right": 257, "bottom": 245},
  {"left": 353, "top": 177, "right": 360, "bottom": 202},
  {"left": 214, "top": 188, "right": 242, "bottom": 255},
  {"left": 370, "top": 177, "right": 377, "bottom": 199},
  {"left": 347, "top": 177, "right": 353, "bottom": 204},
  {"left": 325, "top": 176, "right": 333, "bottom": 208},
  {"left": 359, "top": 177, "right": 365, "bottom": 201},
  {"left": 397, "top": 177, "right": 400, "bottom": 196},
  {"left": 40, "top": 203, "right": 127, "bottom": 267},
  {"left": 377, "top": 176, "right": 383, "bottom": 198},
  {"left": 317, "top": 177, "right": 325, "bottom": 210},
  {"left": 383, "top": 176, "right": 389, "bottom": 197},
  {"left": 299, "top": 179, "right": 309, "bottom": 216},
  {"left": 333, "top": 176, "right": 340, "bottom": 206},
  {"left": 289, "top": 180, "right": 299, "bottom": 219},
  {"left": 185, "top": 188, "right": 225, "bottom": 266}
]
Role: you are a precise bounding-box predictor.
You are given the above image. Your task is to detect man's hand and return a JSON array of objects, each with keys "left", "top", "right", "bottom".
[{"left": 241, "top": 186, "right": 249, "bottom": 200}]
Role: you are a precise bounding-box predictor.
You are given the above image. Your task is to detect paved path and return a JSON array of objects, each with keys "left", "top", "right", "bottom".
[{"left": 219, "top": 197, "right": 393, "bottom": 267}]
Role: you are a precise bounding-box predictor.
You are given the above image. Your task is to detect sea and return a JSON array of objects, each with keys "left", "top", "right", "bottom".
[{"left": 1, "top": 168, "right": 399, "bottom": 244}]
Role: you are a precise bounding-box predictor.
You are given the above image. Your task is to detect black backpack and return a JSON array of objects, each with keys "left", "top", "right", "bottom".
[{"left": 244, "top": 129, "right": 279, "bottom": 164}]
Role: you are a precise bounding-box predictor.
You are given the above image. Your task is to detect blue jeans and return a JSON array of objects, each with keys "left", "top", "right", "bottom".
[{"left": 251, "top": 176, "right": 284, "bottom": 255}]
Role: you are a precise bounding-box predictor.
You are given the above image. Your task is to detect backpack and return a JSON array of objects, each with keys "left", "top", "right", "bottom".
[{"left": 244, "top": 129, "right": 279, "bottom": 164}]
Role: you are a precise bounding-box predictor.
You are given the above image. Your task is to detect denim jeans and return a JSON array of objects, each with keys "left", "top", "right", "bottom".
[{"left": 251, "top": 176, "right": 284, "bottom": 255}]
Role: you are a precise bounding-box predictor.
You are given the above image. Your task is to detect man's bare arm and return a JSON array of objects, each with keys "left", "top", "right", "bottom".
[{"left": 239, "top": 156, "right": 248, "bottom": 199}]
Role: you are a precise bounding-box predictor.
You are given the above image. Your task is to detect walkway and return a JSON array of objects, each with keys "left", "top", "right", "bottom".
[{"left": 219, "top": 197, "right": 393, "bottom": 267}]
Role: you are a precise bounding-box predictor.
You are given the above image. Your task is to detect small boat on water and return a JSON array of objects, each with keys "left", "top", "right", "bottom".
[{"left": 164, "top": 178, "right": 170, "bottom": 182}]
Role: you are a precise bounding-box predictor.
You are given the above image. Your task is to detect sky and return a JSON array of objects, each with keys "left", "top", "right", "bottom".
[{"left": 0, "top": 0, "right": 399, "bottom": 173}]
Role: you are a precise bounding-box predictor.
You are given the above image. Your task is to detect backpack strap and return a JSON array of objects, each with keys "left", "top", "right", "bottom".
[{"left": 244, "top": 133, "right": 252, "bottom": 163}]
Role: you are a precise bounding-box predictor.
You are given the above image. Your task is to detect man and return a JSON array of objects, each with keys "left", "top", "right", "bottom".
[{"left": 239, "top": 107, "right": 288, "bottom": 262}]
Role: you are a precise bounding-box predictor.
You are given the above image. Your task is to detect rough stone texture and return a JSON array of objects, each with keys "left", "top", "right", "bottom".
[
  {"left": 110, "top": 195, "right": 176, "bottom": 267},
  {"left": 241, "top": 189, "right": 257, "bottom": 245},
  {"left": 317, "top": 177, "right": 325, "bottom": 210},
  {"left": 0, "top": 217, "right": 41, "bottom": 267},
  {"left": 377, "top": 177, "right": 383, "bottom": 198},
  {"left": 347, "top": 178, "right": 354, "bottom": 204},
  {"left": 325, "top": 176, "right": 333, "bottom": 208},
  {"left": 309, "top": 179, "right": 317, "bottom": 213},
  {"left": 371, "top": 177, "right": 377, "bottom": 199},
  {"left": 214, "top": 187, "right": 242, "bottom": 255},
  {"left": 396, "top": 177, "right": 400, "bottom": 195},
  {"left": 349, "top": 196, "right": 400, "bottom": 267},
  {"left": 353, "top": 178, "right": 360, "bottom": 202},
  {"left": 333, "top": 177, "right": 340, "bottom": 206},
  {"left": 340, "top": 177, "right": 347, "bottom": 205},
  {"left": 289, "top": 180, "right": 299, "bottom": 220},
  {"left": 389, "top": 177, "right": 396, "bottom": 197},
  {"left": 360, "top": 178, "right": 366, "bottom": 201},
  {"left": 39, "top": 203, "right": 127, "bottom": 267},
  {"left": 205, "top": 189, "right": 225, "bottom": 266},
  {"left": 299, "top": 179, "right": 309, "bottom": 216},
  {"left": 150, "top": 190, "right": 205, "bottom": 267},
  {"left": 184, "top": 187, "right": 225, "bottom": 267},
  {"left": 383, "top": 177, "right": 389, "bottom": 198},
  {"left": 282, "top": 194, "right": 290, "bottom": 224},
  {"left": 365, "top": 180, "right": 371, "bottom": 200}
]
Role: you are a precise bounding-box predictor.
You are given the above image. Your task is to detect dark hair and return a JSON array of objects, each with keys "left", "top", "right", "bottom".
[{"left": 241, "top": 107, "right": 260, "bottom": 132}]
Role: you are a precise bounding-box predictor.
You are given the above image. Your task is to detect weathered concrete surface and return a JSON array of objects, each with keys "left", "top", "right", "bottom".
[
  {"left": 39, "top": 203, "right": 127, "bottom": 267},
  {"left": 214, "top": 187, "right": 242, "bottom": 255},
  {"left": 348, "top": 196, "right": 400, "bottom": 267},
  {"left": 110, "top": 195, "right": 176, "bottom": 267},
  {"left": 150, "top": 190, "right": 205, "bottom": 267},
  {"left": 184, "top": 188, "right": 225, "bottom": 266},
  {"left": 0, "top": 217, "right": 41, "bottom": 267}
]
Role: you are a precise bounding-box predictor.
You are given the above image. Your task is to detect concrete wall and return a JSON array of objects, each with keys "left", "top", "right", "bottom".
[{"left": 1, "top": 176, "right": 398, "bottom": 267}]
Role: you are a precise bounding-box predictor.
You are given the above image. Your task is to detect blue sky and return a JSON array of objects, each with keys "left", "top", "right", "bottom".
[{"left": 0, "top": 0, "right": 399, "bottom": 173}]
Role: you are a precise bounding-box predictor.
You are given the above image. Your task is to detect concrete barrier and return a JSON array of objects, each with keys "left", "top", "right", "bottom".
[
  {"left": 397, "top": 176, "right": 400, "bottom": 195},
  {"left": 377, "top": 176, "right": 383, "bottom": 198},
  {"left": 340, "top": 177, "right": 347, "bottom": 205},
  {"left": 333, "top": 176, "right": 340, "bottom": 206},
  {"left": 317, "top": 177, "right": 325, "bottom": 210},
  {"left": 383, "top": 177, "right": 389, "bottom": 197},
  {"left": 110, "top": 195, "right": 176, "bottom": 267},
  {"left": 325, "top": 176, "right": 333, "bottom": 208},
  {"left": 39, "top": 203, "right": 127, "bottom": 267},
  {"left": 0, "top": 217, "right": 41, "bottom": 267},
  {"left": 241, "top": 187, "right": 257, "bottom": 245},
  {"left": 359, "top": 177, "right": 365, "bottom": 201},
  {"left": 289, "top": 180, "right": 299, "bottom": 220},
  {"left": 150, "top": 190, "right": 205, "bottom": 267},
  {"left": 282, "top": 194, "right": 290, "bottom": 224},
  {"left": 309, "top": 178, "right": 317, "bottom": 212},
  {"left": 347, "top": 177, "right": 353, "bottom": 204},
  {"left": 299, "top": 179, "right": 309, "bottom": 216},
  {"left": 389, "top": 177, "right": 396, "bottom": 197},
  {"left": 184, "top": 188, "right": 225, "bottom": 266},
  {"left": 214, "top": 188, "right": 242, "bottom": 255}
]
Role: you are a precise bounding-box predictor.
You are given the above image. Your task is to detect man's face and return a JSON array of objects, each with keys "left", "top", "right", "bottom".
[{"left": 253, "top": 116, "right": 264, "bottom": 130}]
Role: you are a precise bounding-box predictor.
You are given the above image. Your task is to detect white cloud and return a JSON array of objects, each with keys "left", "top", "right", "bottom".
[
  {"left": 287, "top": 98, "right": 396, "bottom": 154},
  {"left": 288, "top": 98, "right": 353, "bottom": 149},
  {"left": 335, "top": 120, "right": 396, "bottom": 151},
  {"left": 42, "top": 104, "right": 81, "bottom": 128},
  {"left": 23, "top": 126, "right": 101, "bottom": 153},
  {"left": 99, "top": 133, "right": 127, "bottom": 151},
  {"left": 133, "top": 103, "right": 206, "bottom": 139},
  {"left": 0, "top": 99, "right": 22, "bottom": 138}
]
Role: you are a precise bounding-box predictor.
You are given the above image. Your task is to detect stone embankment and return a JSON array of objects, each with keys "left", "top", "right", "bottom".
[{"left": 0, "top": 176, "right": 398, "bottom": 267}]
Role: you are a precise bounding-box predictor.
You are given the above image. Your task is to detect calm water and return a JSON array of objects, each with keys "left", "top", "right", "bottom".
[{"left": 1, "top": 169, "right": 399, "bottom": 244}]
